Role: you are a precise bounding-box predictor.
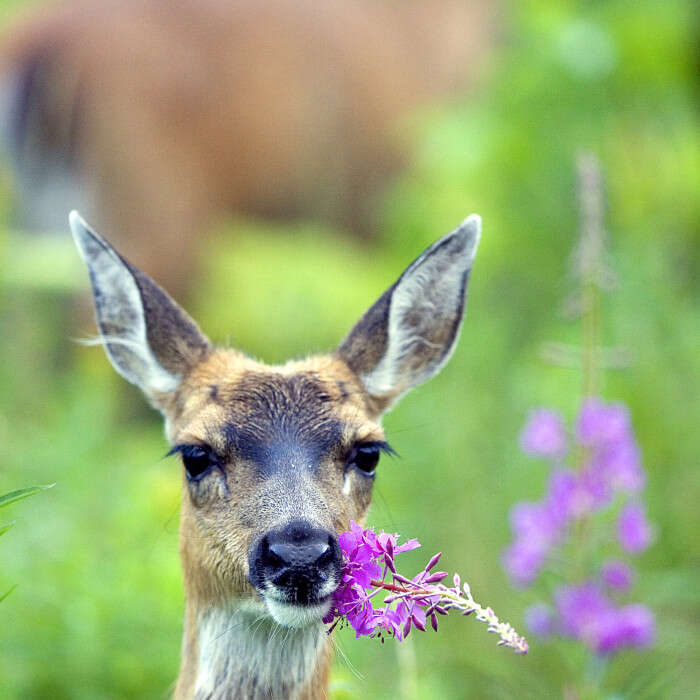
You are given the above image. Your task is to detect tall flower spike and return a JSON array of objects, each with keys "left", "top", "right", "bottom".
[{"left": 501, "top": 155, "right": 656, "bottom": 671}]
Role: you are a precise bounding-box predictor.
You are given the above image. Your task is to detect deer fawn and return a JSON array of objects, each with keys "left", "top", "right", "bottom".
[
  {"left": 2, "top": 0, "right": 492, "bottom": 297},
  {"left": 69, "top": 209, "right": 481, "bottom": 699}
]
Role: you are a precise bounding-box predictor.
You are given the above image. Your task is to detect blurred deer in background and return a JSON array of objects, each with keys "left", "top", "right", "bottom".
[
  {"left": 0, "top": 0, "right": 493, "bottom": 297},
  {"left": 70, "top": 209, "right": 481, "bottom": 698}
]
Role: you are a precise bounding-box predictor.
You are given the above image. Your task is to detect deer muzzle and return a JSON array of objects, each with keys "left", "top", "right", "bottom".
[{"left": 249, "top": 519, "right": 343, "bottom": 627}]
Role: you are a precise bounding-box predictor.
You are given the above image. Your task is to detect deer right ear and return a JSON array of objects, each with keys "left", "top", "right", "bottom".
[
  {"left": 336, "top": 215, "right": 481, "bottom": 415},
  {"left": 70, "top": 211, "right": 211, "bottom": 401}
]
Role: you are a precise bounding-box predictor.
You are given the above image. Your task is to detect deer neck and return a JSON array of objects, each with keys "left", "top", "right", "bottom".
[{"left": 176, "top": 597, "right": 332, "bottom": 700}]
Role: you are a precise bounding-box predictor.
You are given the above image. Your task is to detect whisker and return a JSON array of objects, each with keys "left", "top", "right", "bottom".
[{"left": 330, "top": 634, "right": 365, "bottom": 682}]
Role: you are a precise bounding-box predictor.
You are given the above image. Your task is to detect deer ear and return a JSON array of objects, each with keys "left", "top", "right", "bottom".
[
  {"left": 70, "top": 211, "right": 211, "bottom": 400},
  {"left": 336, "top": 215, "right": 481, "bottom": 414}
]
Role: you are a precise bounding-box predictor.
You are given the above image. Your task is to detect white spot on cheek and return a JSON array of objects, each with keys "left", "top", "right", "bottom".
[{"left": 342, "top": 473, "right": 352, "bottom": 496}]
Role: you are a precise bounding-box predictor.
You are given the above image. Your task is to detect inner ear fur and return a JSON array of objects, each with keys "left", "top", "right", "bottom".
[
  {"left": 70, "top": 211, "right": 211, "bottom": 400},
  {"left": 336, "top": 215, "right": 481, "bottom": 413}
]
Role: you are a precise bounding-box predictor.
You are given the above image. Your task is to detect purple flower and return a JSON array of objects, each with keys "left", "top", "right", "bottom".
[
  {"left": 339, "top": 592, "right": 372, "bottom": 637},
  {"left": 576, "top": 463, "right": 612, "bottom": 513},
  {"left": 329, "top": 522, "right": 529, "bottom": 653},
  {"left": 554, "top": 581, "right": 655, "bottom": 655},
  {"left": 617, "top": 605, "right": 655, "bottom": 647},
  {"left": 618, "top": 502, "right": 654, "bottom": 553},
  {"left": 555, "top": 581, "right": 613, "bottom": 640},
  {"left": 600, "top": 559, "right": 635, "bottom": 591},
  {"left": 506, "top": 315, "right": 656, "bottom": 658},
  {"left": 502, "top": 538, "right": 548, "bottom": 588},
  {"left": 593, "top": 604, "right": 656, "bottom": 655},
  {"left": 503, "top": 491, "right": 578, "bottom": 588},
  {"left": 520, "top": 409, "right": 568, "bottom": 457},
  {"left": 545, "top": 469, "right": 578, "bottom": 523},
  {"left": 524, "top": 603, "right": 554, "bottom": 637},
  {"left": 575, "top": 398, "right": 646, "bottom": 500},
  {"left": 338, "top": 530, "right": 382, "bottom": 588},
  {"left": 545, "top": 465, "right": 610, "bottom": 520},
  {"left": 577, "top": 399, "right": 632, "bottom": 447},
  {"left": 377, "top": 531, "right": 421, "bottom": 558},
  {"left": 592, "top": 439, "right": 646, "bottom": 494},
  {"left": 375, "top": 602, "right": 410, "bottom": 640},
  {"left": 328, "top": 521, "right": 424, "bottom": 638},
  {"left": 509, "top": 501, "right": 561, "bottom": 543}
]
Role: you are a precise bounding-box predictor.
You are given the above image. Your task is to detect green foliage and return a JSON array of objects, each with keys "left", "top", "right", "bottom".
[
  {"left": 0, "top": 585, "right": 17, "bottom": 604},
  {"left": 1, "top": 484, "right": 52, "bottom": 602},
  {"left": 0, "top": 485, "right": 54, "bottom": 510},
  {"left": 0, "top": 0, "right": 698, "bottom": 697}
]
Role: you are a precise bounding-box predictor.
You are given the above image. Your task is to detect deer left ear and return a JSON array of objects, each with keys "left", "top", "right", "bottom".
[
  {"left": 70, "top": 211, "right": 211, "bottom": 402},
  {"left": 336, "top": 215, "right": 481, "bottom": 414}
]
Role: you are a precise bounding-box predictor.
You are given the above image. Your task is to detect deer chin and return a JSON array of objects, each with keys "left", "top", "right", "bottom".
[{"left": 263, "top": 595, "right": 332, "bottom": 628}]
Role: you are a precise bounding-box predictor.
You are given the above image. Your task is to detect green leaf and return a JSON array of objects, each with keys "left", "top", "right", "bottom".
[
  {"left": 0, "top": 484, "right": 55, "bottom": 509},
  {"left": 0, "top": 521, "right": 15, "bottom": 537},
  {"left": 0, "top": 585, "right": 17, "bottom": 604}
]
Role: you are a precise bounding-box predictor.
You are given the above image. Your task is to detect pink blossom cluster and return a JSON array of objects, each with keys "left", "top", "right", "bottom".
[
  {"left": 325, "top": 521, "right": 528, "bottom": 654},
  {"left": 503, "top": 397, "right": 656, "bottom": 656}
]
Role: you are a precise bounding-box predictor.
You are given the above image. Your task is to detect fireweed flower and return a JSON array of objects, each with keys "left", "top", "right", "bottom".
[
  {"left": 503, "top": 396, "right": 656, "bottom": 657},
  {"left": 600, "top": 559, "right": 635, "bottom": 592},
  {"left": 524, "top": 603, "right": 555, "bottom": 637},
  {"left": 555, "top": 582, "right": 655, "bottom": 655},
  {"left": 618, "top": 502, "right": 654, "bottom": 554},
  {"left": 546, "top": 469, "right": 578, "bottom": 522},
  {"left": 500, "top": 153, "right": 658, "bottom": 693},
  {"left": 326, "top": 522, "right": 528, "bottom": 654},
  {"left": 502, "top": 500, "right": 563, "bottom": 587},
  {"left": 577, "top": 398, "right": 631, "bottom": 447},
  {"left": 519, "top": 409, "right": 568, "bottom": 457},
  {"left": 578, "top": 399, "right": 646, "bottom": 496}
]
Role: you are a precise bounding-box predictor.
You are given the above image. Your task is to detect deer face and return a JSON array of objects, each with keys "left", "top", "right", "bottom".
[
  {"left": 170, "top": 355, "right": 386, "bottom": 626},
  {"left": 70, "top": 211, "right": 480, "bottom": 628}
]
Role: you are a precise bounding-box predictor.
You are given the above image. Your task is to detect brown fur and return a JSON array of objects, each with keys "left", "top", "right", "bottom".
[{"left": 2, "top": 0, "right": 494, "bottom": 297}]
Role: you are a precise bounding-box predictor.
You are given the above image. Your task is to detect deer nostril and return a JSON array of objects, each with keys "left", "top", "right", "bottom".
[
  {"left": 315, "top": 542, "right": 333, "bottom": 567},
  {"left": 265, "top": 543, "right": 286, "bottom": 569},
  {"left": 267, "top": 542, "right": 294, "bottom": 568}
]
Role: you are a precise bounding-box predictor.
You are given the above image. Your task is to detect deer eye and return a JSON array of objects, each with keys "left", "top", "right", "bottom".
[
  {"left": 169, "top": 444, "right": 219, "bottom": 481},
  {"left": 347, "top": 442, "right": 386, "bottom": 476}
]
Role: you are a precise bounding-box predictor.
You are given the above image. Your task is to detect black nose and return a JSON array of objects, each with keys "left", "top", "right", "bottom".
[
  {"left": 251, "top": 520, "right": 342, "bottom": 605},
  {"left": 268, "top": 539, "right": 332, "bottom": 569}
]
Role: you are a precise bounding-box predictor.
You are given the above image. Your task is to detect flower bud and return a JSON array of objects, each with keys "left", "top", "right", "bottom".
[
  {"left": 425, "top": 552, "right": 442, "bottom": 572},
  {"left": 425, "top": 571, "right": 449, "bottom": 583},
  {"left": 430, "top": 612, "right": 439, "bottom": 631}
]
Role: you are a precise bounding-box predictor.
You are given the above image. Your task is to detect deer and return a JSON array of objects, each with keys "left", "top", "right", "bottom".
[
  {"left": 2, "top": 0, "right": 493, "bottom": 297},
  {"left": 69, "top": 208, "right": 481, "bottom": 699}
]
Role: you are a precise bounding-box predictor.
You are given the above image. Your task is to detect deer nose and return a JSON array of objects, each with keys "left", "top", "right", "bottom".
[
  {"left": 267, "top": 540, "right": 333, "bottom": 570},
  {"left": 253, "top": 521, "right": 341, "bottom": 603}
]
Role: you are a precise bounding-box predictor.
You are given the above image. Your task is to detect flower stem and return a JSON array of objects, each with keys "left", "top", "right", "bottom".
[
  {"left": 576, "top": 151, "right": 606, "bottom": 400},
  {"left": 370, "top": 578, "right": 529, "bottom": 654}
]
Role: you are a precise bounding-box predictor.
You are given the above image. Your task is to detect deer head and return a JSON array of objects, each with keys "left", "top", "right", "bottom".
[{"left": 70, "top": 210, "right": 481, "bottom": 698}]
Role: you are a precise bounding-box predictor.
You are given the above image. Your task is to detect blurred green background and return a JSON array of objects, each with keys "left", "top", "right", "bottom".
[{"left": 1, "top": 0, "right": 698, "bottom": 698}]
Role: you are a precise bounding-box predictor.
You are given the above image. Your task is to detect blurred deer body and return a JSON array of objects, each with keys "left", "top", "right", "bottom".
[
  {"left": 1, "top": 0, "right": 492, "bottom": 295},
  {"left": 69, "top": 210, "right": 481, "bottom": 698}
]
